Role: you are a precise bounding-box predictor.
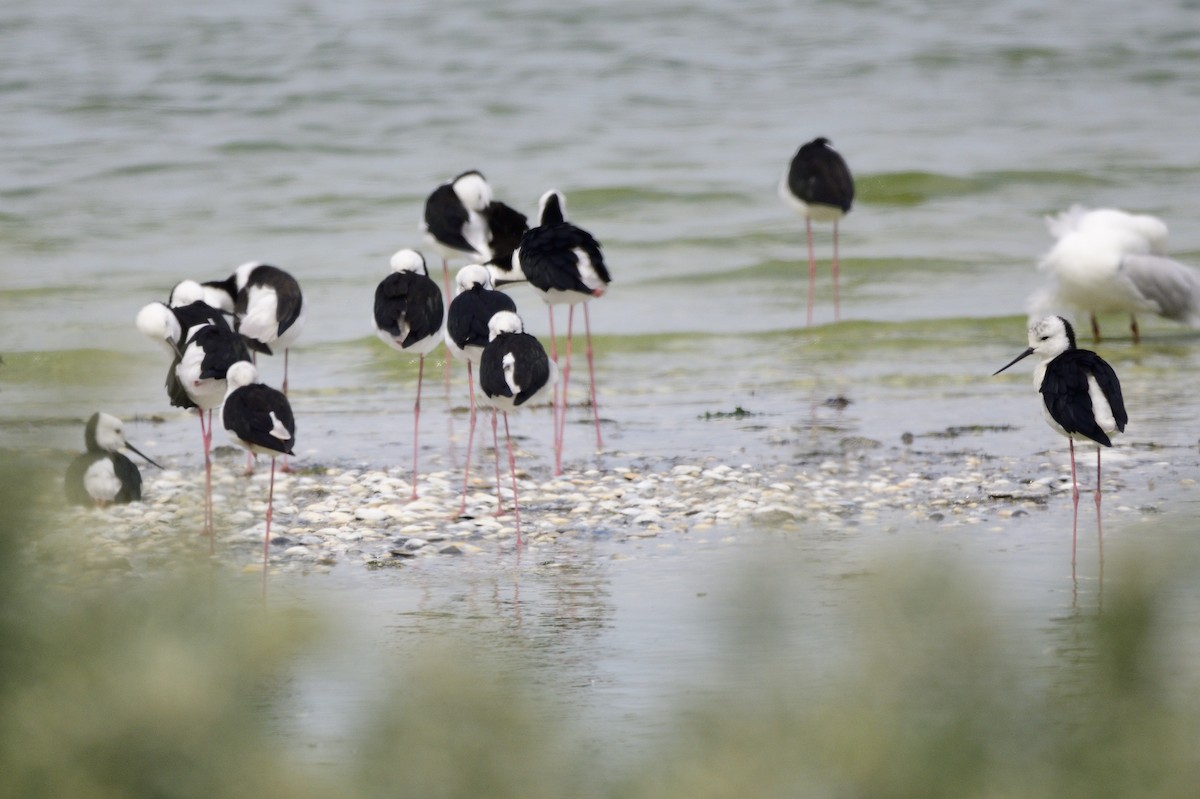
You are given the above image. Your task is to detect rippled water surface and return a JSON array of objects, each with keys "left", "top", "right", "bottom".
[{"left": 4, "top": 0, "right": 1200, "bottom": 767}]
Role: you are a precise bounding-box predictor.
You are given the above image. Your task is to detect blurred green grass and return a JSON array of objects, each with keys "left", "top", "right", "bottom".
[{"left": 3, "top": 453, "right": 1200, "bottom": 799}]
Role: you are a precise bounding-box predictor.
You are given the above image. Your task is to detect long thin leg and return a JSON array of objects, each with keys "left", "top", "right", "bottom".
[
  {"left": 555, "top": 305, "right": 575, "bottom": 476},
  {"left": 442, "top": 258, "right": 453, "bottom": 395},
  {"left": 1130, "top": 315, "right": 1140, "bottom": 345},
  {"left": 492, "top": 409, "right": 504, "bottom": 514},
  {"left": 805, "top": 217, "right": 816, "bottom": 327},
  {"left": 280, "top": 350, "right": 291, "bottom": 473},
  {"left": 547, "top": 306, "right": 560, "bottom": 464},
  {"left": 410, "top": 355, "right": 424, "bottom": 501},
  {"left": 583, "top": 302, "right": 602, "bottom": 451},
  {"left": 504, "top": 412, "right": 522, "bottom": 548},
  {"left": 1095, "top": 446, "right": 1104, "bottom": 566},
  {"left": 1070, "top": 439, "right": 1080, "bottom": 571},
  {"left": 1090, "top": 313, "right": 1101, "bottom": 344},
  {"left": 457, "top": 362, "right": 477, "bottom": 517},
  {"left": 263, "top": 458, "right": 276, "bottom": 603},
  {"left": 832, "top": 220, "right": 841, "bottom": 322},
  {"left": 201, "top": 410, "right": 214, "bottom": 551}
]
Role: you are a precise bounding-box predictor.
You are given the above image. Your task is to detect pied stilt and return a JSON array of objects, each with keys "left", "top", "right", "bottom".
[
  {"left": 514, "top": 189, "right": 610, "bottom": 474},
  {"left": 479, "top": 310, "right": 557, "bottom": 547},
  {"left": 779, "top": 136, "right": 855, "bottom": 325},
  {"left": 1029, "top": 205, "right": 1200, "bottom": 343},
  {"left": 482, "top": 199, "right": 529, "bottom": 287},
  {"left": 205, "top": 262, "right": 305, "bottom": 393},
  {"left": 222, "top": 361, "right": 296, "bottom": 601},
  {"left": 373, "top": 249, "right": 446, "bottom": 500},
  {"left": 423, "top": 170, "right": 495, "bottom": 297},
  {"left": 177, "top": 322, "right": 252, "bottom": 538},
  {"left": 445, "top": 264, "right": 518, "bottom": 516},
  {"left": 65, "top": 412, "right": 161, "bottom": 507},
  {"left": 993, "top": 315, "right": 1128, "bottom": 568}
]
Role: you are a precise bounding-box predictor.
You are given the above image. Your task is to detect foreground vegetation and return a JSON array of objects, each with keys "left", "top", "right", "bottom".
[{"left": 2, "top": 456, "right": 1198, "bottom": 798}]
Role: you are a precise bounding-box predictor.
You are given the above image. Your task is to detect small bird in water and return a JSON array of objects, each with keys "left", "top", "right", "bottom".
[
  {"left": 779, "top": 136, "right": 855, "bottom": 326},
  {"left": 65, "top": 412, "right": 161, "bottom": 507},
  {"left": 993, "top": 315, "right": 1127, "bottom": 567}
]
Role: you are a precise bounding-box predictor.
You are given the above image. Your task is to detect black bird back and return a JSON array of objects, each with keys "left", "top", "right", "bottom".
[
  {"left": 236, "top": 264, "right": 303, "bottom": 339},
  {"left": 223, "top": 384, "right": 296, "bottom": 456},
  {"left": 446, "top": 286, "right": 517, "bottom": 351},
  {"left": 1040, "top": 349, "right": 1128, "bottom": 446},
  {"left": 424, "top": 183, "right": 474, "bottom": 252},
  {"left": 65, "top": 452, "right": 142, "bottom": 505},
  {"left": 374, "top": 271, "right": 445, "bottom": 349},
  {"left": 484, "top": 201, "right": 530, "bottom": 276},
  {"left": 518, "top": 223, "right": 610, "bottom": 294},
  {"left": 480, "top": 332, "right": 552, "bottom": 407},
  {"left": 785, "top": 137, "right": 854, "bottom": 212}
]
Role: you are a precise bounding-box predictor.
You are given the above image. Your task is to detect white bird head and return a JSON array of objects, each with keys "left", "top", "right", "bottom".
[
  {"left": 993, "top": 315, "right": 1076, "bottom": 375},
  {"left": 225, "top": 360, "right": 260, "bottom": 390},
  {"left": 169, "top": 280, "right": 206, "bottom": 307},
  {"left": 452, "top": 171, "right": 493, "bottom": 212},
  {"left": 85, "top": 411, "right": 161, "bottom": 466},
  {"left": 454, "top": 264, "right": 495, "bottom": 293},
  {"left": 487, "top": 310, "right": 524, "bottom": 341},
  {"left": 135, "top": 302, "right": 182, "bottom": 351},
  {"left": 389, "top": 248, "right": 428, "bottom": 276}
]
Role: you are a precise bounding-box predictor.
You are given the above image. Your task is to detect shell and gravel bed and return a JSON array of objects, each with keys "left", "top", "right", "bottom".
[{"left": 42, "top": 435, "right": 1184, "bottom": 579}]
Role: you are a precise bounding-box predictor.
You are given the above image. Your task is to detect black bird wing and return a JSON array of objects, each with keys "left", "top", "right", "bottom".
[
  {"left": 172, "top": 300, "right": 232, "bottom": 343},
  {"left": 223, "top": 384, "right": 296, "bottom": 455},
  {"left": 373, "top": 272, "right": 445, "bottom": 348},
  {"left": 188, "top": 325, "right": 251, "bottom": 380},
  {"left": 239, "top": 264, "right": 303, "bottom": 338},
  {"left": 1040, "top": 350, "right": 1127, "bottom": 446},
  {"left": 787, "top": 140, "right": 855, "bottom": 211},
  {"left": 446, "top": 287, "right": 517, "bottom": 350},
  {"left": 518, "top": 223, "right": 610, "bottom": 294},
  {"left": 165, "top": 356, "right": 197, "bottom": 409},
  {"left": 112, "top": 453, "right": 143, "bottom": 503},
  {"left": 484, "top": 201, "right": 530, "bottom": 275},
  {"left": 480, "top": 333, "right": 551, "bottom": 406},
  {"left": 424, "top": 183, "right": 473, "bottom": 252}
]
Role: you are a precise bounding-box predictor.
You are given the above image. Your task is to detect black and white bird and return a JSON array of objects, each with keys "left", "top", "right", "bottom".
[
  {"left": 222, "top": 361, "right": 296, "bottom": 600},
  {"left": 993, "top": 315, "right": 1128, "bottom": 566},
  {"left": 779, "top": 136, "right": 855, "bottom": 326},
  {"left": 445, "top": 264, "right": 518, "bottom": 516},
  {"left": 422, "top": 170, "right": 495, "bottom": 295},
  {"left": 479, "top": 310, "right": 557, "bottom": 547},
  {"left": 513, "top": 189, "right": 610, "bottom": 474},
  {"left": 65, "top": 412, "right": 161, "bottom": 507},
  {"left": 1028, "top": 205, "right": 1200, "bottom": 344},
  {"left": 176, "top": 322, "right": 252, "bottom": 536},
  {"left": 205, "top": 262, "right": 305, "bottom": 393},
  {"left": 481, "top": 199, "right": 529, "bottom": 287},
  {"left": 373, "top": 248, "right": 446, "bottom": 500}
]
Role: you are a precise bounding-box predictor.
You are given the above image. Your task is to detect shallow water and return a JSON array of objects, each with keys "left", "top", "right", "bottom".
[{"left": 4, "top": 0, "right": 1200, "bottom": 769}]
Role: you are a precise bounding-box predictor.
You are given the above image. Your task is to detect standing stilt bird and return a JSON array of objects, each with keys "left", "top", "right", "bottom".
[
  {"left": 779, "top": 137, "right": 855, "bottom": 325},
  {"left": 373, "top": 249, "right": 446, "bottom": 500},
  {"left": 993, "top": 315, "right": 1127, "bottom": 569},
  {"left": 222, "top": 361, "right": 295, "bottom": 601},
  {"left": 479, "top": 311, "right": 557, "bottom": 548},
  {"left": 514, "top": 189, "right": 610, "bottom": 474},
  {"left": 445, "top": 264, "right": 517, "bottom": 516},
  {"left": 65, "top": 412, "right": 161, "bottom": 507}
]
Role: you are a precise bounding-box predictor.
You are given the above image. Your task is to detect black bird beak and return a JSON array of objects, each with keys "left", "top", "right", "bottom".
[
  {"left": 992, "top": 347, "right": 1034, "bottom": 376},
  {"left": 126, "top": 442, "right": 163, "bottom": 469}
]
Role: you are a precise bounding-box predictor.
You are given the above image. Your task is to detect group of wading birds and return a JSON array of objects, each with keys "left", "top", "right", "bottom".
[{"left": 67, "top": 137, "right": 1200, "bottom": 573}]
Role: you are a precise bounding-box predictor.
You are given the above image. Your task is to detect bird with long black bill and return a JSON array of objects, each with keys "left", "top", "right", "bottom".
[
  {"left": 993, "top": 315, "right": 1127, "bottom": 568},
  {"left": 513, "top": 189, "right": 610, "bottom": 474},
  {"left": 66, "top": 412, "right": 161, "bottom": 507},
  {"left": 479, "top": 310, "right": 557, "bottom": 548},
  {"left": 373, "top": 249, "right": 446, "bottom": 500},
  {"left": 779, "top": 136, "right": 854, "bottom": 325},
  {"left": 222, "top": 361, "right": 295, "bottom": 601},
  {"left": 445, "top": 264, "right": 518, "bottom": 516}
]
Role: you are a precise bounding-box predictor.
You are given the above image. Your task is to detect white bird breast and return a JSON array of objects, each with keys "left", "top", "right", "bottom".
[{"left": 84, "top": 458, "right": 121, "bottom": 502}]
